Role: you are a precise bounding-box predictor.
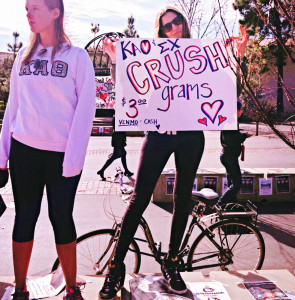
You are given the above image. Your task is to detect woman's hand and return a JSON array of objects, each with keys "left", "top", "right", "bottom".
[
  {"left": 233, "top": 25, "right": 248, "bottom": 58},
  {"left": 99, "top": 37, "right": 118, "bottom": 63}
]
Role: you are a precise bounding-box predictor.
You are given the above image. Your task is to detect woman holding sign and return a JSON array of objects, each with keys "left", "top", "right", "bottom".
[
  {"left": 0, "top": 0, "right": 96, "bottom": 299},
  {"left": 99, "top": 7, "right": 204, "bottom": 299}
]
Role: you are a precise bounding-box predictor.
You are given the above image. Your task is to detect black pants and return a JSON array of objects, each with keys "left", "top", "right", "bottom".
[
  {"left": 220, "top": 152, "right": 242, "bottom": 203},
  {"left": 9, "top": 138, "right": 81, "bottom": 244},
  {"left": 113, "top": 131, "right": 205, "bottom": 262},
  {"left": 99, "top": 148, "right": 129, "bottom": 173}
]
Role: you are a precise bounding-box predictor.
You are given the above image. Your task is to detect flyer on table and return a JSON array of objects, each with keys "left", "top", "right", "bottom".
[{"left": 115, "top": 38, "right": 237, "bottom": 131}]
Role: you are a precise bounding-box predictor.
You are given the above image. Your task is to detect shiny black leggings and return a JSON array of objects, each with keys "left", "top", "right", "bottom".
[
  {"left": 10, "top": 138, "right": 81, "bottom": 244},
  {"left": 113, "top": 131, "right": 205, "bottom": 262}
]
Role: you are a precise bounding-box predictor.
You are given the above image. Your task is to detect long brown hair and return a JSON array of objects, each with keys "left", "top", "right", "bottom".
[
  {"left": 22, "top": 0, "right": 71, "bottom": 65},
  {"left": 154, "top": 6, "right": 191, "bottom": 38}
]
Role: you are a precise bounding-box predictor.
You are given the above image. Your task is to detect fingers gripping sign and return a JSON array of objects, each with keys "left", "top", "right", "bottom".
[
  {"left": 234, "top": 25, "right": 248, "bottom": 58},
  {"left": 100, "top": 36, "right": 119, "bottom": 62}
]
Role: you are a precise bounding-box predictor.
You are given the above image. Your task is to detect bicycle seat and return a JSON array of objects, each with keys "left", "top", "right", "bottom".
[{"left": 192, "top": 188, "right": 219, "bottom": 200}]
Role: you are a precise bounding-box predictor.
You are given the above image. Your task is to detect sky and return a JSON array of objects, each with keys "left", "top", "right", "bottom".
[{"left": 0, "top": 0, "right": 240, "bottom": 53}]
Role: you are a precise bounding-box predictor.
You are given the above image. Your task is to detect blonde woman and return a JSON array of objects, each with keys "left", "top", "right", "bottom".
[
  {"left": 0, "top": 0, "right": 96, "bottom": 299},
  {"left": 100, "top": 6, "right": 204, "bottom": 299}
]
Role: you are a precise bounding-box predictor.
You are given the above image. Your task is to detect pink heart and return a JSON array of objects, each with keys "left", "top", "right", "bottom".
[
  {"left": 141, "top": 40, "right": 151, "bottom": 54},
  {"left": 198, "top": 118, "right": 207, "bottom": 126},
  {"left": 218, "top": 115, "right": 227, "bottom": 125},
  {"left": 99, "top": 93, "right": 108, "bottom": 101},
  {"left": 201, "top": 100, "right": 224, "bottom": 124}
]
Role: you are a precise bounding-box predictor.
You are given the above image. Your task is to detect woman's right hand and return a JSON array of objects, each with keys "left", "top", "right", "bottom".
[{"left": 100, "top": 37, "right": 118, "bottom": 63}]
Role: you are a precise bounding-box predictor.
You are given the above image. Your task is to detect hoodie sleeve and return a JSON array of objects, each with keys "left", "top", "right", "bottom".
[
  {"left": 62, "top": 48, "right": 96, "bottom": 177},
  {"left": 0, "top": 51, "right": 22, "bottom": 168}
]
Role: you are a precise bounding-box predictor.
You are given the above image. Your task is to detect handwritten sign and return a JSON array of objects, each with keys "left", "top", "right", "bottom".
[{"left": 115, "top": 38, "right": 237, "bottom": 131}]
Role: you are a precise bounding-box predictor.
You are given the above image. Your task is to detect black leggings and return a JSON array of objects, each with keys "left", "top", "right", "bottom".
[
  {"left": 100, "top": 148, "right": 129, "bottom": 172},
  {"left": 113, "top": 131, "right": 205, "bottom": 262},
  {"left": 9, "top": 138, "right": 81, "bottom": 244}
]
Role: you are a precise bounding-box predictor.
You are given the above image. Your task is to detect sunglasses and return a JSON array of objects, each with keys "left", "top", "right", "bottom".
[{"left": 161, "top": 14, "right": 183, "bottom": 34}]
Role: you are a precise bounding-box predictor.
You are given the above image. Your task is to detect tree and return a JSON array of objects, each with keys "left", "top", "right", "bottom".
[
  {"left": 217, "top": 0, "right": 295, "bottom": 150},
  {"left": 173, "top": 0, "right": 230, "bottom": 38},
  {"left": 123, "top": 15, "right": 139, "bottom": 38},
  {"left": 91, "top": 23, "right": 100, "bottom": 50},
  {"left": 233, "top": 0, "right": 294, "bottom": 114},
  {"left": 91, "top": 23, "right": 100, "bottom": 38},
  {"left": 7, "top": 31, "right": 23, "bottom": 60},
  {"left": 0, "top": 57, "right": 14, "bottom": 108}
]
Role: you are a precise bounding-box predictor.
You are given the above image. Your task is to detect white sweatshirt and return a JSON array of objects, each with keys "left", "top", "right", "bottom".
[{"left": 0, "top": 43, "right": 96, "bottom": 177}]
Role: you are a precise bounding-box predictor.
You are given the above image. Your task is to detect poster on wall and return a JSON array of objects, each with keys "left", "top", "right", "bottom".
[
  {"left": 95, "top": 78, "right": 115, "bottom": 109},
  {"left": 222, "top": 177, "right": 228, "bottom": 195},
  {"left": 276, "top": 175, "right": 290, "bottom": 193},
  {"left": 115, "top": 38, "right": 237, "bottom": 131},
  {"left": 240, "top": 176, "right": 254, "bottom": 194},
  {"left": 192, "top": 178, "right": 198, "bottom": 191},
  {"left": 166, "top": 177, "right": 175, "bottom": 195},
  {"left": 259, "top": 178, "right": 273, "bottom": 195},
  {"left": 204, "top": 177, "right": 218, "bottom": 192}
]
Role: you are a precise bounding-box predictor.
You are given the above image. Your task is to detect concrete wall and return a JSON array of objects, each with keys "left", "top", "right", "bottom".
[{"left": 152, "top": 168, "right": 295, "bottom": 203}]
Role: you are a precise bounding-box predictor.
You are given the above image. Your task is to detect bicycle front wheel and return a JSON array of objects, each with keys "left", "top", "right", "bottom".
[
  {"left": 52, "top": 229, "right": 141, "bottom": 275},
  {"left": 187, "top": 220, "right": 265, "bottom": 272}
]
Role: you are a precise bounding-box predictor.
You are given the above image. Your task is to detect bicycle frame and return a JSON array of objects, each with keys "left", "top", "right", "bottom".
[
  {"left": 130, "top": 199, "right": 260, "bottom": 272},
  {"left": 101, "top": 168, "right": 262, "bottom": 272}
]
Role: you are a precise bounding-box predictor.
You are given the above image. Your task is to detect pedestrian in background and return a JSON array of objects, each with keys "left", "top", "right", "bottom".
[
  {"left": 217, "top": 101, "right": 252, "bottom": 207},
  {"left": 97, "top": 117, "right": 133, "bottom": 180},
  {"left": 0, "top": 0, "right": 96, "bottom": 299}
]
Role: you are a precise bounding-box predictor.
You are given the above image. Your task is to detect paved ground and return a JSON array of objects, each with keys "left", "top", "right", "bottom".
[{"left": 0, "top": 122, "right": 295, "bottom": 277}]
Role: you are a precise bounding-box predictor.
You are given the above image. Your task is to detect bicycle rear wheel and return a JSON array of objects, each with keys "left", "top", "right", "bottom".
[
  {"left": 52, "top": 229, "right": 141, "bottom": 275},
  {"left": 187, "top": 220, "right": 265, "bottom": 272}
]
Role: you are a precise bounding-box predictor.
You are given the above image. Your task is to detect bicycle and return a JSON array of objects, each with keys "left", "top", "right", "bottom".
[{"left": 52, "top": 167, "right": 265, "bottom": 275}]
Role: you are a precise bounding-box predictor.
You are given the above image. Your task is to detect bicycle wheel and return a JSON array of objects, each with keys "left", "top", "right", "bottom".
[
  {"left": 52, "top": 229, "right": 141, "bottom": 275},
  {"left": 187, "top": 220, "right": 265, "bottom": 272}
]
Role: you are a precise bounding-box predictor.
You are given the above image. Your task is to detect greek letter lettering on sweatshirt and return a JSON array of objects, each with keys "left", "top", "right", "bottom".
[{"left": 0, "top": 43, "right": 96, "bottom": 177}]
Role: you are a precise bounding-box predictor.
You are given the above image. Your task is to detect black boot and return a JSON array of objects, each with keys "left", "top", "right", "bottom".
[
  {"left": 99, "top": 261, "right": 125, "bottom": 299},
  {"left": 124, "top": 170, "right": 134, "bottom": 177},
  {"left": 161, "top": 256, "right": 187, "bottom": 294},
  {"left": 97, "top": 170, "right": 106, "bottom": 181}
]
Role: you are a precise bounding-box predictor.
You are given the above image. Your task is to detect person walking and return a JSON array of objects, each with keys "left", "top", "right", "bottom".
[
  {"left": 0, "top": 0, "right": 96, "bottom": 299},
  {"left": 217, "top": 101, "right": 252, "bottom": 206},
  {"left": 97, "top": 117, "right": 133, "bottom": 180},
  {"left": 99, "top": 6, "right": 205, "bottom": 299}
]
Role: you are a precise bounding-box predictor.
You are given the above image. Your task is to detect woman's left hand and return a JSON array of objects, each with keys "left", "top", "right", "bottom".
[{"left": 233, "top": 25, "right": 248, "bottom": 58}]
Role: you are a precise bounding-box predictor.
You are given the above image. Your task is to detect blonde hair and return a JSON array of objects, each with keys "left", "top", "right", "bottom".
[
  {"left": 154, "top": 6, "right": 191, "bottom": 38},
  {"left": 22, "top": 0, "right": 71, "bottom": 65}
]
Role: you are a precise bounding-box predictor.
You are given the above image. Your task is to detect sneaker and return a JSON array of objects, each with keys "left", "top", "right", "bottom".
[
  {"left": 99, "top": 261, "right": 125, "bottom": 300},
  {"left": 124, "top": 171, "right": 134, "bottom": 177},
  {"left": 12, "top": 288, "right": 29, "bottom": 300},
  {"left": 97, "top": 170, "right": 106, "bottom": 181},
  {"left": 63, "top": 286, "right": 84, "bottom": 300},
  {"left": 161, "top": 256, "right": 187, "bottom": 294}
]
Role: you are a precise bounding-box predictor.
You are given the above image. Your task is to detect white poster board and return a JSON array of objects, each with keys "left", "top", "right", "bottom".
[
  {"left": 115, "top": 38, "right": 237, "bottom": 131},
  {"left": 259, "top": 178, "right": 273, "bottom": 195}
]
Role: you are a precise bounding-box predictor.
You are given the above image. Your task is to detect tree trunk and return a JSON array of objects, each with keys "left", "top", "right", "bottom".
[{"left": 274, "top": 0, "right": 284, "bottom": 114}]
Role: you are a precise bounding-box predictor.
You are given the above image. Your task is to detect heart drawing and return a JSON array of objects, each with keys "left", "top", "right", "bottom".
[
  {"left": 156, "top": 124, "right": 160, "bottom": 130},
  {"left": 198, "top": 118, "right": 207, "bottom": 126},
  {"left": 141, "top": 40, "right": 151, "bottom": 54},
  {"left": 201, "top": 100, "right": 224, "bottom": 124},
  {"left": 99, "top": 93, "right": 108, "bottom": 101},
  {"left": 218, "top": 115, "right": 227, "bottom": 125}
]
